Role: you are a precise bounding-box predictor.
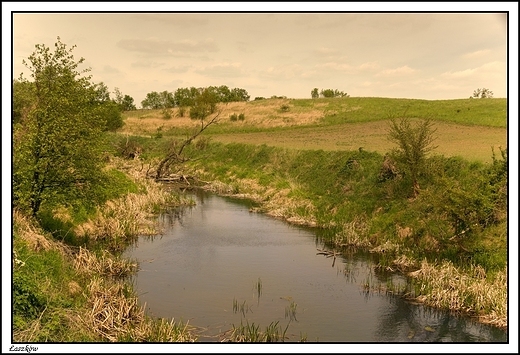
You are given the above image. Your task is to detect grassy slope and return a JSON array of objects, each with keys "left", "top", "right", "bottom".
[{"left": 121, "top": 97, "right": 507, "bottom": 163}]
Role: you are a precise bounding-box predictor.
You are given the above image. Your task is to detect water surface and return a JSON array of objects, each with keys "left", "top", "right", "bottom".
[{"left": 123, "top": 190, "right": 507, "bottom": 342}]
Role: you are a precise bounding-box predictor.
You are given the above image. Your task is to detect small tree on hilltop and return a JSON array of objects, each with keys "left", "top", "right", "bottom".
[
  {"left": 472, "top": 88, "right": 494, "bottom": 99},
  {"left": 387, "top": 117, "right": 437, "bottom": 197}
]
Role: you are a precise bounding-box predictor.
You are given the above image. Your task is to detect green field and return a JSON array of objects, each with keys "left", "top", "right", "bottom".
[{"left": 122, "top": 97, "right": 507, "bottom": 163}]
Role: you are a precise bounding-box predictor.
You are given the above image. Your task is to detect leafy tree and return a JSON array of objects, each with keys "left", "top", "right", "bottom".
[
  {"left": 319, "top": 88, "right": 348, "bottom": 98},
  {"left": 113, "top": 87, "right": 136, "bottom": 111},
  {"left": 229, "top": 87, "right": 250, "bottom": 102},
  {"left": 387, "top": 117, "right": 437, "bottom": 197},
  {"left": 173, "top": 87, "right": 195, "bottom": 107},
  {"left": 13, "top": 37, "right": 105, "bottom": 216},
  {"left": 311, "top": 88, "right": 319, "bottom": 99},
  {"left": 159, "top": 90, "right": 175, "bottom": 108},
  {"left": 472, "top": 88, "right": 494, "bottom": 99},
  {"left": 12, "top": 79, "right": 36, "bottom": 124},
  {"left": 189, "top": 87, "right": 218, "bottom": 120},
  {"left": 90, "top": 82, "right": 123, "bottom": 131},
  {"left": 92, "top": 82, "right": 110, "bottom": 102},
  {"left": 141, "top": 91, "right": 162, "bottom": 109},
  {"left": 121, "top": 95, "right": 136, "bottom": 111}
]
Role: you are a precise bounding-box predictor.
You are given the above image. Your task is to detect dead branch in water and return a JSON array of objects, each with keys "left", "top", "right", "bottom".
[{"left": 316, "top": 248, "right": 338, "bottom": 267}]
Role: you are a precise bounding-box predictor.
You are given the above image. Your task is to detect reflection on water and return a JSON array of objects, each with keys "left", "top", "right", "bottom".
[{"left": 123, "top": 190, "right": 507, "bottom": 342}]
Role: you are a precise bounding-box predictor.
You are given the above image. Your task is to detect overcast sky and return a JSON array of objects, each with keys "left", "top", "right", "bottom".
[{"left": 7, "top": 4, "right": 516, "bottom": 107}]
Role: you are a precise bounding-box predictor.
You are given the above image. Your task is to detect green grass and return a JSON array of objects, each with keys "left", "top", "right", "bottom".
[
  {"left": 315, "top": 97, "right": 507, "bottom": 127},
  {"left": 13, "top": 237, "right": 95, "bottom": 341}
]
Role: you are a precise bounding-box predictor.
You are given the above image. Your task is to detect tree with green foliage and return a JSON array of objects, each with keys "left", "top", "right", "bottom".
[
  {"left": 90, "top": 82, "right": 123, "bottom": 131},
  {"left": 12, "top": 79, "right": 36, "bottom": 125},
  {"left": 471, "top": 88, "right": 494, "bottom": 99},
  {"left": 114, "top": 87, "right": 137, "bottom": 111},
  {"left": 319, "top": 88, "right": 348, "bottom": 98},
  {"left": 387, "top": 117, "right": 437, "bottom": 197},
  {"left": 311, "top": 88, "right": 319, "bottom": 99},
  {"left": 189, "top": 87, "right": 218, "bottom": 121},
  {"left": 13, "top": 37, "right": 105, "bottom": 216},
  {"left": 141, "top": 91, "right": 161, "bottom": 109}
]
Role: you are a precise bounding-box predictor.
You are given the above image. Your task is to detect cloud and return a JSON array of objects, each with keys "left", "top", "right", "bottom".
[
  {"left": 163, "top": 65, "right": 192, "bottom": 73},
  {"left": 117, "top": 38, "right": 218, "bottom": 55},
  {"left": 101, "top": 65, "right": 121, "bottom": 74},
  {"left": 463, "top": 49, "right": 491, "bottom": 58},
  {"left": 195, "top": 62, "right": 244, "bottom": 78},
  {"left": 441, "top": 61, "right": 505, "bottom": 78},
  {"left": 376, "top": 65, "right": 417, "bottom": 77},
  {"left": 358, "top": 61, "right": 380, "bottom": 71},
  {"left": 131, "top": 60, "right": 165, "bottom": 68},
  {"left": 261, "top": 64, "right": 306, "bottom": 80},
  {"left": 130, "top": 14, "right": 210, "bottom": 27}
]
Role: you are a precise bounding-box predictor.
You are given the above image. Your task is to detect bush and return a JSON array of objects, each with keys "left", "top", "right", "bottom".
[
  {"left": 279, "top": 104, "right": 290, "bottom": 112},
  {"left": 177, "top": 106, "right": 187, "bottom": 118},
  {"left": 117, "top": 137, "right": 143, "bottom": 159},
  {"left": 238, "top": 113, "right": 245, "bottom": 121},
  {"left": 13, "top": 271, "right": 45, "bottom": 319},
  {"left": 161, "top": 108, "right": 173, "bottom": 119},
  {"left": 230, "top": 113, "right": 238, "bottom": 121}
]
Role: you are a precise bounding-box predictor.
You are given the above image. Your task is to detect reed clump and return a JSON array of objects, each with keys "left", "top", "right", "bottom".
[
  {"left": 333, "top": 216, "right": 371, "bottom": 248},
  {"left": 407, "top": 259, "right": 507, "bottom": 329},
  {"left": 73, "top": 247, "right": 137, "bottom": 278},
  {"left": 221, "top": 321, "right": 289, "bottom": 342},
  {"left": 74, "top": 177, "right": 183, "bottom": 250},
  {"left": 81, "top": 278, "right": 196, "bottom": 342}
]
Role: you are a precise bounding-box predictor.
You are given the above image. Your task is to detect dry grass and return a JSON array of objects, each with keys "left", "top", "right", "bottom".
[
  {"left": 13, "top": 209, "right": 70, "bottom": 256},
  {"left": 408, "top": 260, "right": 507, "bottom": 329},
  {"left": 74, "top": 170, "right": 183, "bottom": 249},
  {"left": 120, "top": 99, "right": 325, "bottom": 137},
  {"left": 73, "top": 247, "right": 137, "bottom": 278},
  {"left": 201, "top": 175, "right": 317, "bottom": 227},
  {"left": 79, "top": 278, "right": 196, "bottom": 342},
  {"left": 333, "top": 217, "right": 372, "bottom": 248}
]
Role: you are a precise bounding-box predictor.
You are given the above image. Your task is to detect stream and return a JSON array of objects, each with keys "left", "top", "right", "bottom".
[{"left": 123, "top": 189, "right": 507, "bottom": 342}]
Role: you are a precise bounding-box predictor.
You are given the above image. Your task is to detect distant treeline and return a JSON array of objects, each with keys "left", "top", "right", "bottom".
[{"left": 141, "top": 86, "right": 250, "bottom": 109}]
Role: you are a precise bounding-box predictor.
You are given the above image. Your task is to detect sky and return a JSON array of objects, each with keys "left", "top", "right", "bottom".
[{"left": 6, "top": 3, "right": 517, "bottom": 108}]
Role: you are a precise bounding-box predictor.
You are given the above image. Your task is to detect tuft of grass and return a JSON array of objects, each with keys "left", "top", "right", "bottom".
[
  {"left": 407, "top": 260, "right": 507, "bottom": 329},
  {"left": 222, "top": 320, "right": 289, "bottom": 343}
]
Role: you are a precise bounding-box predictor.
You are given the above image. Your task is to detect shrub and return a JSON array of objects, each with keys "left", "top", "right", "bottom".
[
  {"left": 161, "top": 108, "right": 173, "bottom": 119},
  {"left": 177, "top": 106, "right": 186, "bottom": 117},
  {"left": 238, "top": 113, "right": 245, "bottom": 121},
  {"left": 13, "top": 271, "right": 45, "bottom": 319},
  {"left": 230, "top": 113, "right": 238, "bottom": 121},
  {"left": 117, "top": 137, "right": 143, "bottom": 159}
]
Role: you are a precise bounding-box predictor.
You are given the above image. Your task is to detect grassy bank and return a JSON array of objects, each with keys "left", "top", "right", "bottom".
[{"left": 12, "top": 158, "right": 198, "bottom": 342}]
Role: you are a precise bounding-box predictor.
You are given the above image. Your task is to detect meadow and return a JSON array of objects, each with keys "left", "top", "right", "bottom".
[{"left": 121, "top": 97, "right": 507, "bottom": 163}]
